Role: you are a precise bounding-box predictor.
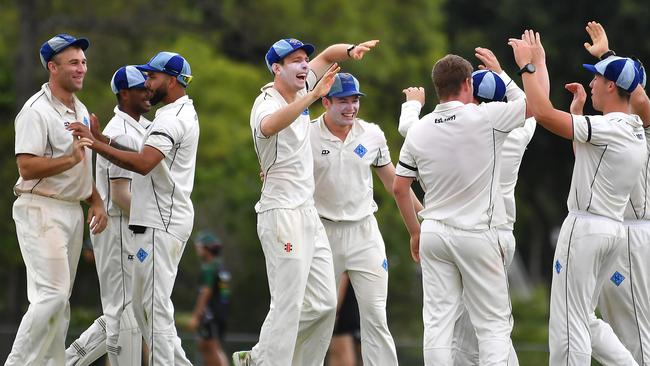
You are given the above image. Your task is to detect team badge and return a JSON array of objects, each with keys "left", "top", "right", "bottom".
[
  {"left": 354, "top": 144, "right": 367, "bottom": 158},
  {"left": 83, "top": 116, "right": 89, "bottom": 127},
  {"left": 301, "top": 108, "right": 309, "bottom": 116},
  {"left": 137, "top": 248, "right": 148, "bottom": 262},
  {"left": 284, "top": 242, "right": 293, "bottom": 253},
  {"left": 610, "top": 271, "right": 625, "bottom": 286},
  {"left": 554, "top": 260, "right": 562, "bottom": 274},
  {"left": 382, "top": 258, "right": 389, "bottom": 271}
]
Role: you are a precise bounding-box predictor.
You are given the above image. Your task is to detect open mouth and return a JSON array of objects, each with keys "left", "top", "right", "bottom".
[{"left": 296, "top": 73, "right": 307, "bottom": 81}]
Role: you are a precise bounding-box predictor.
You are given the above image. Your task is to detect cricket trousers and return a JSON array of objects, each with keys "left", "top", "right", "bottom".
[
  {"left": 5, "top": 194, "right": 83, "bottom": 366},
  {"left": 595, "top": 220, "right": 650, "bottom": 366},
  {"left": 452, "top": 228, "right": 519, "bottom": 366},
  {"left": 251, "top": 205, "right": 337, "bottom": 366},
  {"left": 549, "top": 211, "right": 637, "bottom": 366},
  {"left": 323, "top": 215, "right": 398, "bottom": 366},
  {"left": 65, "top": 215, "right": 142, "bottom": 365},
  {"left": 420, "top": 219, "right": 513, "bottom": 366},
  {"left": 131, "top": 228, "right": 192, "bottom": 366}
]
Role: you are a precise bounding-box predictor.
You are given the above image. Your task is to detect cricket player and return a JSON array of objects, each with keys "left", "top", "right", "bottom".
[
  {"left": 311, "top": 72, "right": 423, "bottom": 365},
  {"left": 578, "top": 21, "right": 650, "bottom": 366},
  {"left": 233, "top": 38, "right": 378, "bottom": 366},
  {"left": 393, "top": 47, "right": 534, "bottom": 364},
  {"left": 67, "top": 51, "right": 198, "bottom": 365},
  {"left": 6, "top": 33, "right": 108, "bottom": 366},
  {"left": 66, "top": 65, "right": 151, "bottom": 366},
  {"left": 509, "top": 29, "right": 645, "bottom": 365}
]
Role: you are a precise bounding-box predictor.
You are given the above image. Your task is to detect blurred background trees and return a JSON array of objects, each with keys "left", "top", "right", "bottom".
[{"left": 0, "top": 0, "right": 649, "bottom": 363}]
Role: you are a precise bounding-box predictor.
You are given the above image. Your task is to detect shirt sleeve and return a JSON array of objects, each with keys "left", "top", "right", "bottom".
[
  {"left": 108, "top": 134, "right": 139, "bottom": 179},
  {"left": 398, "top": 101, "right": 423, "bottom": 137},
  {"left": 144, "top": 115, "right": 183, "bottom": 156},
  {"left": 253, "top": 97, "right": 281, "bottom": 139},
  {"left": 372, "top": 128, "right": 392, "bottom": 167},
  {"left": 482, "top": 98, "right": 527, "bottom": 132},
  {"left": 499, "top": 71, "right": 526, "bottom": 102},
  {"left": 395, "top": 140, "right": 418, "bottom": 178},
  {"left": 305, "top": 69, "right": 318, "bottom": 92},
  {"left": 15, "top": 108, "right": 47, "bottom": 156},
  {"left": 572, "top": 114, "right": 610, "bottom": 144}
]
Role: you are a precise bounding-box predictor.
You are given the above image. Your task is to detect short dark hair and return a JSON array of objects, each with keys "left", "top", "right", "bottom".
[
  {"left": 616, "top": 85, "right": 631, "bottom": 101},
  {"left": 431, "top": 54, "right": 473, "bottom": 100}
]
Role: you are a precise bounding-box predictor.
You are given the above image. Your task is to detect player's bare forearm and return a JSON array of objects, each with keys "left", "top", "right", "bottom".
[
  {"left": 16, "top": 153, "right": 79, "bottom": 180},
  {"left": 260, "top": 91, "right": 321, "bottom": 137},
  {"left": 393, "top": 176, "right": 420, "bottom": 236},
  {"left": 309, "top": 40, "right": 379, "bottom": 78},
  {"left": 521, "top": 73, "right": 573, "bottom": 139},
  {"left": 94, "top": 142, "right": 162, "bottom": 176},
  {"left": 631, "top": 85, "right": 650, "bottom": 127}
]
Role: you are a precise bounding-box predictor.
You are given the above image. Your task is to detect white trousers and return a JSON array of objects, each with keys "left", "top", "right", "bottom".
[
  {"left": 323, "top": 215, "right": 398, "bottom": 366},
  {"left": 5, "top": 194, "right": 83, "bottom": 366},
  {"left": 65, "top": 215, "right": 142, "bottom": 365},
  {"left": 420, "top": 220, "right": 513, "bottom": 366},
  {"left": 131, "top": 228, "right": 192, "bottom": 366},
  {"left": 596, "top": 220, "right": 650, "bottom": 366},
  {"left": 452, "top": 229, "right": 519, "bottom": 366},
  {"left": 251, "top": 206, "right": 337, "bottom": 366},
  {"left": 549, "top": 212, "right": 637, "bottom": 366}
]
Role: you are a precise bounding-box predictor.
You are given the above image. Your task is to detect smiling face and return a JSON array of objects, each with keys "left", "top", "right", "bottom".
[
  {"left": 49, "top": 46, "right": 87, "bottom": 93},
  {"left": 273, "top": 49, "right": 309, "bottom": 91},
  {"left": 145, "top": 71, "right": 172, "bottom": 106},
  {"left": 322, "top": 95, "right": 361, "bottom": 127},
  {"left": 121, "top": 87, "right": 152, "bottom": 115}
]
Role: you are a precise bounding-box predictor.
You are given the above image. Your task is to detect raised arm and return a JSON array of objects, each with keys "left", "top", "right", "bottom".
[
  {"left": 309, "top": 40, "right": 379, "bottom": 79},
  {"left": 398, "top": 87, "right": 425, "bottom": 137}
]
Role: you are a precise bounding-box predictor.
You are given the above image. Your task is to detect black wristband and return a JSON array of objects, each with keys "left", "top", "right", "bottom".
[
  {"left": 600, "top": 50, "right": 616, "bottom": 60},
  {"left": 346, "top": 44, "right": 356, "bottom": 58}
]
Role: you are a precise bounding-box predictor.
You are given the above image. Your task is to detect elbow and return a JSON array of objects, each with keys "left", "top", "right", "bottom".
[{"left": 17, "top": 165, "right": 37, "bottom": 181}]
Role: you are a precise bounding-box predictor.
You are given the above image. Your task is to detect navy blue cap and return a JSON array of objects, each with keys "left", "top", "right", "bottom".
[
  {"left": 583, "top": 56, "right": 640, "bottom": 93},
  {"left": 137, "top": 51, "right": 193, "bottom": 87},
  {"left": 265, "top": 38, "right": 315, "bottom": 72},
  {"left": 110, "top": 65, "right": 147, "bottom": 94},
  {"left": 472, "top": 70, "right": 506, "bottom": 102},
  {"left": 40, "top": 33, "right": 90, "bottom": 69},
  {"left": 327, "top": 73, "right": 365, "bottom": 98}
]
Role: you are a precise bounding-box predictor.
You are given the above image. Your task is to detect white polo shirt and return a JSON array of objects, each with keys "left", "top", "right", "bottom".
[
  {"left": 499, "top": 118, "right": 536, "bottom": 230},
  {"left": 129, "top": 96, "right": 199, "bottom": 242},
  {"left": 310, "top": 115, "right": 392, "bottom": 221},
  {"left": 625, "top": 126, "right": 650, "bottom": 220},
  {"left": 96, "top": 106, "right": 151, "bottom": 217},
  {"left": 568, "top": 113, "right": 646, "bottom": 221},
  {"left": 251, "top": 79, "right": 317, "bottom": 213},
  {"left": 14, "top": 83, "right": 93, "bottom": 202},
  {"left": 396, "top": 99, "right": 526, "bottom": 231}
]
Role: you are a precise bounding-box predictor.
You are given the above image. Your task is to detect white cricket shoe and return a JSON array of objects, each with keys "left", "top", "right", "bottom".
[{"left": 232, "top": 350, "right": 252, "bottom": 366}]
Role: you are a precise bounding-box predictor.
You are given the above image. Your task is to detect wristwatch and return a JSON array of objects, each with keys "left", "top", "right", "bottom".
[
  {"left": 517, "top": 63, "right": 536, "bottom": 76},
  {"left": 346, "top": 44, "right": 356, "bottom": 58}
]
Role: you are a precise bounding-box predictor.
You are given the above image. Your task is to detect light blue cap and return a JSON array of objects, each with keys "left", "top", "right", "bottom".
[
  {"left": 472, "top": 70, "right": 506, "bottom": 102},
  {"left": 137, "top": 51, "right": 192, "bottom": 87},
  {"left": 583, "top": 56, "right": 640, "bottom": 93},
  {"left": 110, "top": 65, "right": 147, "bottom": 94}
]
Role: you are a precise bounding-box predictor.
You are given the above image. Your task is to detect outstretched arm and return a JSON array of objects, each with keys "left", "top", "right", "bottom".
[{"left": 309, "top": 40, "right": 379, "bottom": 79}]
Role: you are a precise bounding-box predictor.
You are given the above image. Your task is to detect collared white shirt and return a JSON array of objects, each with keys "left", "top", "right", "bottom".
[
  {"left": 129, "top": 95, "right": 199, "bottom": 242},
  {"left": 499, "top": 118, "right": 536, "bottom": 230},
  {"left": 625, "top": 126, "right": 650, "bottom": 220},
  {"left": 396, "top": 99, "right": 526, "bottom": 231},
  {"left": 14, "top": 83, "right": 93, "bottom": 202},
  {"left": 251, "top": 80, "right": 317, "bottom": 213},
  {"left": 310, "top": 115, "right": 392, "bottom": 221},
  {"left": 569, "top": 113, "right": 646, "bottom": 221},
  {"left": 96, "top": 106, "right": 151, "bottom": 217}
]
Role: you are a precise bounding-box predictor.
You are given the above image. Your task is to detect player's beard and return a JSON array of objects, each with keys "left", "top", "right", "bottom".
[{"left": 149, "top": 85, "right": 167, "bottom": 106}]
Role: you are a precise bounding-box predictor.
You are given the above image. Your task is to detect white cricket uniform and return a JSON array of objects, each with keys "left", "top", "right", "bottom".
[
  {"left": 396, "top": 98, "right": 526, "bottom": 365},
  {"left": 310, "top": 115, "right": 398, "bottom": 365},
  {"left": 249, "top": 79, "right": 336, "bottom": 366},
  {"left": 65, "top": 106, "right": 150, "bottom": 366},
  {"left": 595, "top": 125, "right": 650, "bottom": 366},
  {"left": 128, "top": 95, "right": 198, "bottom": 366},
  {"left": 549, "top": 113, "right": 646, "bottom": 366},
  {"left": 7, "top": 83, "right": 93, "bottom": 366}
]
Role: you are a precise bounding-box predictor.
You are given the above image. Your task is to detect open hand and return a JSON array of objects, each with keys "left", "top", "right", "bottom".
[
  {"left": 313, "top": 63, "right": 341, "bottom": 98},
  {"left": 565, "top": 83, "right": 587, "bottom": 115},
  {"left": 349, "top": 40, "right": 380, "bottom": 60},
  {"left": 475, "top": 47, "right": 503, "bottom": 74},
  {"left": 584, "top": 21, "right": 610, "bottom": 58}
]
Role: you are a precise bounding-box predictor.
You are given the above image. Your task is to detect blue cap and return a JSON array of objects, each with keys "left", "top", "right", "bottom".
[
  {"left": 39, "top": 33, "right": 90, "bottom": 69},
  {"left": 634, "top": 59, "right": 646, "bottom": 89},
  {"left": 137, "top": 51, "right": 192, "bottom": 87},
  {"left": 265, "top": 38, "right": 315, "bottom": 72},
  {"left": 327, "top": 73, "right": 365, "bottom": 98},
  {"left": 472, "top": 70, "right": 506, "bottom": 102},
  {"left": 110, "top": 65, "right": 147, "bottom": 94},
  {"left": 583, "top": 56, "right": 640, "bottom": 93}
]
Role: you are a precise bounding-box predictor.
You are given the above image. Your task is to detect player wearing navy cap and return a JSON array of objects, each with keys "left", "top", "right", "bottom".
[
  {"left": 66, "top": 65, "right": 151, "bottom": 366},
  {"left": 67, "top": 51, "right": 198, "bottom": 365},
  {"left": 6, "top": 33, "right": 108, "bottom": 366},
  {"left": 510, "top": 28, "right": 645, "bottom": 365},
  {"left": 233, "top": 39, "right": 378, "bottom": 366}
]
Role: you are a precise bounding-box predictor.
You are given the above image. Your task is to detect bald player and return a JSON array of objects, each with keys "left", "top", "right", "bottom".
[
  {"left": 6, "top": 33, "right": 108, "bottom": 366},
  {"left": 509, "top": 29, "right": 645, "bottom": 365},
  {"left": 311, "top": 72, "right": 422, "bottom": 365},
  {"left": 67, "top": 51, "right": 198, "bottom": 365},
  {"left": 66, "top": 65, "right": 151, "bottom": 366},
  {"left": 233, "top": 39, "right": 378, "bottom": 366},
  {"left": 577, "top": 21, "right": 650, "bottom": 366}
]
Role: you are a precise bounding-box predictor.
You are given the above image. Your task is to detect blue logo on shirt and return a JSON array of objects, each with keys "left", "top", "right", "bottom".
[
  {"left": 554, "top": 260, "right": 562, "bottom": 274},
  {"left": 611, "top": 271, "right": 625, "bottom": 286},
  {"left": 301, "top": 108, "right": 309, "bottom": 116},
  {"left": 83, "top": 116, "right": 89, "bottom": 127},
  {"left": 137, "top": 248, "right": 148, "bottom": 263},
  {"left": 354, "top": 144, "right": 367, "bottom": 158},
  {"left": 382, "top": 258, "right": 389, "bottom": 271}
]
